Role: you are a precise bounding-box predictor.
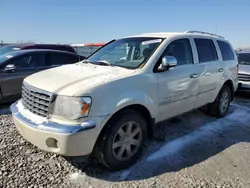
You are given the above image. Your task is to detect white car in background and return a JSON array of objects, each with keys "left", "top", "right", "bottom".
[
  {"left": 11, "top": 30, "right": 238, "bottom": 170},
  {"left": 237, "top": 49, "right": 250, "bottom": 91}
]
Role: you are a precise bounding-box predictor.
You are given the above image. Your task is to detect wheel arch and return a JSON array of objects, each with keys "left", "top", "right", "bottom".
[
  {"left": 223, "top": 79, "right": 234, "bottom": 101},
  {"left": 93, "top": 104, "right": 155, "bottom": 154}
]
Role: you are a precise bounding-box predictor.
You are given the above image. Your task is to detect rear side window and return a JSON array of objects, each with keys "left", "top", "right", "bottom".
[
  {"left": 217, "top": 41, "right": 235, "bottom": 61},
  {"left": 195, "top": 39, "right": 218, "bottom": 63},
  {"left": 47, "top": 52, "right": 79, "bottom": 66}
]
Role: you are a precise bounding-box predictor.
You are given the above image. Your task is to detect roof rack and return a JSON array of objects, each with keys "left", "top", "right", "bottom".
[{"left": 184, "top": 30, "right": 224, "bottom": 39}]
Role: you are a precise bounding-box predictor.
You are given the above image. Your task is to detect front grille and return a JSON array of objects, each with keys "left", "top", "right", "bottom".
[
  {"left": 238, "top": 74, "right": 250, "bottom": 82},
  {"left": 22, "top": 83, "right": 53, "bottom": 117}
]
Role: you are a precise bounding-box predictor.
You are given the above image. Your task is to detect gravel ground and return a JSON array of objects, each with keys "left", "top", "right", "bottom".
[{"left": 1, "top": 94, "right": 250, "bottom": 188}]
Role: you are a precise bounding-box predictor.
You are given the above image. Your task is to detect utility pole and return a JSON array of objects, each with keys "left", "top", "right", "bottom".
[{"left": 215, "top": 26, "right": 219, "bottom": 34}]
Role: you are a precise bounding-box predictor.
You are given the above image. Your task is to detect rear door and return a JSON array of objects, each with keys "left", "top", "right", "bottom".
[
  {"left": 193, "top": 38, "right": 221, "bottom": 107},
  {"left": 216, "top": 40, "right": 238, "bottom": 90},
  {"left": 0, "top": 52, "right": 46, "bottom": 100}
]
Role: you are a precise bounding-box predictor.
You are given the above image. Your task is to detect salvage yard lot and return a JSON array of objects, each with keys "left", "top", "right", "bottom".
[{"left": 1, "top": 93, "right": 250, "bottom": 188}]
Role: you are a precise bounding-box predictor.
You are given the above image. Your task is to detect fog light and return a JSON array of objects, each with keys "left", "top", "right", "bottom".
[{"left": 46, "top": 138, "right": 58, "bottom": 148}]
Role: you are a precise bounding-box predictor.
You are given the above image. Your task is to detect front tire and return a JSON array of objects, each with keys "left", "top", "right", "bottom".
[
  {"left": 95, "top": 110, "right": 148, "bottom": 170},
  {"left": 208, "top": 85, "right": 232, "bottom": 118}
]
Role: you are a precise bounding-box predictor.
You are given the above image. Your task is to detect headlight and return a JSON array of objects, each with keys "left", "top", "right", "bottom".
[{"left": 52, "top": 96, "right": 92, "bottom": 120}]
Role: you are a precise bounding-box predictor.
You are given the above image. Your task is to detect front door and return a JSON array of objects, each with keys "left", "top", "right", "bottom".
[
  {"left": 0, "top": 52, "right": 46, "bottom": 101},
  {"left": 156, "top": 38, "right": 203, "bottom": 121}
]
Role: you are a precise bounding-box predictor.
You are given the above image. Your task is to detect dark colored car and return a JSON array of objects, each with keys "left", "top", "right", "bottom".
[
  {"left": 0, "top": 44, "right": 76, "bottom": 55},
  {"left": 0, "top": 49, "right": 85, "bottom": 103},
  {"left": 21, "top": 44, "right": 76, "bottom": 53}
]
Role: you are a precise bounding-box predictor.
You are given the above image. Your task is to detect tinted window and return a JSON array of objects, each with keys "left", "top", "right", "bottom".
[
  {"left": 8, "top": 53, "right": 46, "bottom": 68},
  {"left": 163, "top": 39, "right": 193, "bottom": 65},
  {"left": 237, "top": 53, "right": 250, "bottom": 65},
  {"left": 195, "top": 39, "right": 218, "bottom": 63},
  {"left": 47, "top": 52, "right": 79, "bottom": 66},
  {"left": 217, "top": 41, "right": 235, "bottom": 61}
]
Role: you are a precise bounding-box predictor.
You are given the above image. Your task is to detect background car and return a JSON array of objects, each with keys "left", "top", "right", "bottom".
[
  {"left": 0, "top": 44, "right": 77, "bottom": 55},
  {"left": 0, "top": 49, "right": 85, "bottom": 103},
  {"left": 21, "top": 44, "right": 76, "bottom": 53},
  {"left": 237, "top": 49, "right": 250, "bottom": 91},
  {"left": 70, "top": 43, "right": 105, "bottom": 57}
]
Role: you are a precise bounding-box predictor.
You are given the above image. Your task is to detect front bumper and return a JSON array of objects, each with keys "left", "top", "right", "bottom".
[{"left": 10, "top": 101, "right": 100, "bottom": 156}]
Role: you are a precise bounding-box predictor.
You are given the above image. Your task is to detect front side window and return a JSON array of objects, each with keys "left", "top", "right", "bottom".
[
  {"left": 87, "top": 37, "right": 164, "bottom": 69},
  {"left": 195, "top": 38, "right": 218, "bottom": 63},
  {"left": 8, "top": 53, "right": 46, "bottom": 68},
  {"left": 217, "top": 41, "right": 235, "bottom": 61},
  {"left": 237, "top": 53, "right": 250, "bottom": 65},
  {"left": 162, "top": 39, "right": 193, "bottom": 65}
]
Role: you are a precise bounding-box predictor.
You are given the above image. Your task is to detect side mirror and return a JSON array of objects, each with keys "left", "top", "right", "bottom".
[
  {"left": 4, "top": 64, "right": 16, "bottom": 72},
  {"left": 159, "top": 56, "right": 177, "bottom": 71}
]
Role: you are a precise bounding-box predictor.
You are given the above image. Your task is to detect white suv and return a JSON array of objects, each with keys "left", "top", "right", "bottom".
[{"left": 11, "top": 30, "right": 238, "bottom": 170}]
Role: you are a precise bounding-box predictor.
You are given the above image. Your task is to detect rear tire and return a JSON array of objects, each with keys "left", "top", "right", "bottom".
[
  {"left": 208, "top": 85, "right": 231, "bottom": 118},
  {"left": 94, "top": 110, "right": 148, "bottom": 170}
]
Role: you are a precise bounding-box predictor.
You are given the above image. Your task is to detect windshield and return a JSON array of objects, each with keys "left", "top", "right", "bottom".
[
  {"left": 237, "top": 53, "right": 250, "bottom": 65},
  {"left": 0, "top": 45, "right": 20, "bottom": 56},
  {"left": 0, "top": 55, "right": 8, "bottom": 64},
  {"left": 0, "top": 51, "right": 22, "bottom": 64},
  {"left": 87, "top": 37, "right": 164, "bottom": 69}
]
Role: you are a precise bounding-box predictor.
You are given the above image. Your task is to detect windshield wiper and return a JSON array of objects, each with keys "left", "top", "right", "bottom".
[
  {"left": 81, "top": 59, "right": 91, "bottom": 64},
  {"left": 81, "top": 59, "right": 113, "bottom": 67},
  {"left": 80, "top": 59, "right": 97, "bottom": 65},
  {"left": 96, "top": 60, "right": 111, "bottom": 66}
]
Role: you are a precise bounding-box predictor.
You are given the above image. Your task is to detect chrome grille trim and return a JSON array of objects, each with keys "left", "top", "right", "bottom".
[
  {"left": 22, "top": 82, "right": 53, "bottom": 117},
  {"left": 238, "top": 74, "right": 250, "bottom": 82}
]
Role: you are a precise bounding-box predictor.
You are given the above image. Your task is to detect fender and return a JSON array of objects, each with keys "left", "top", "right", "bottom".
[
  {"left": 111, "top": 91, "right": 157, "bottom": 118},
  {"left": 90, "top": 90, "right": 158, "bottom": 122}
]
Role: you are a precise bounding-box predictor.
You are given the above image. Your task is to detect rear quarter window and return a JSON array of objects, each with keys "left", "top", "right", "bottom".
[{"left": 217, "top": 41, "right": 235, "bottom": 61}]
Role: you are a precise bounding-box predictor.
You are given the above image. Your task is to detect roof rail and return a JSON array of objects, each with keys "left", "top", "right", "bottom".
[{"left": 184, "top": 30, "right": 224, "bottom": 39}]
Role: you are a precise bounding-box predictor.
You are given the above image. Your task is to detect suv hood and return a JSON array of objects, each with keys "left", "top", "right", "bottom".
[
  {"left": 24, "top": 63, "right": 134, "bottom": 96},
  {"left": 238, "top": 64, "right": 250, "bottom": 75}
]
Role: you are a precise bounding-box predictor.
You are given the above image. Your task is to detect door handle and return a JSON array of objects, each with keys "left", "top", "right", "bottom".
[
  {"left": 218, "top": 68, "right": 224, "bottom": 72},
  {"left": 190, "top": 73, "right": 199, "bottom": 78}
]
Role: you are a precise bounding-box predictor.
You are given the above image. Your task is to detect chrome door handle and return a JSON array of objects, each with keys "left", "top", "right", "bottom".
[
  {"left": 219, "top": 68, "right": 224, "bottom": 72},
  {"left": 190, "top": 73, "right": 199, "bottom": 78}
]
